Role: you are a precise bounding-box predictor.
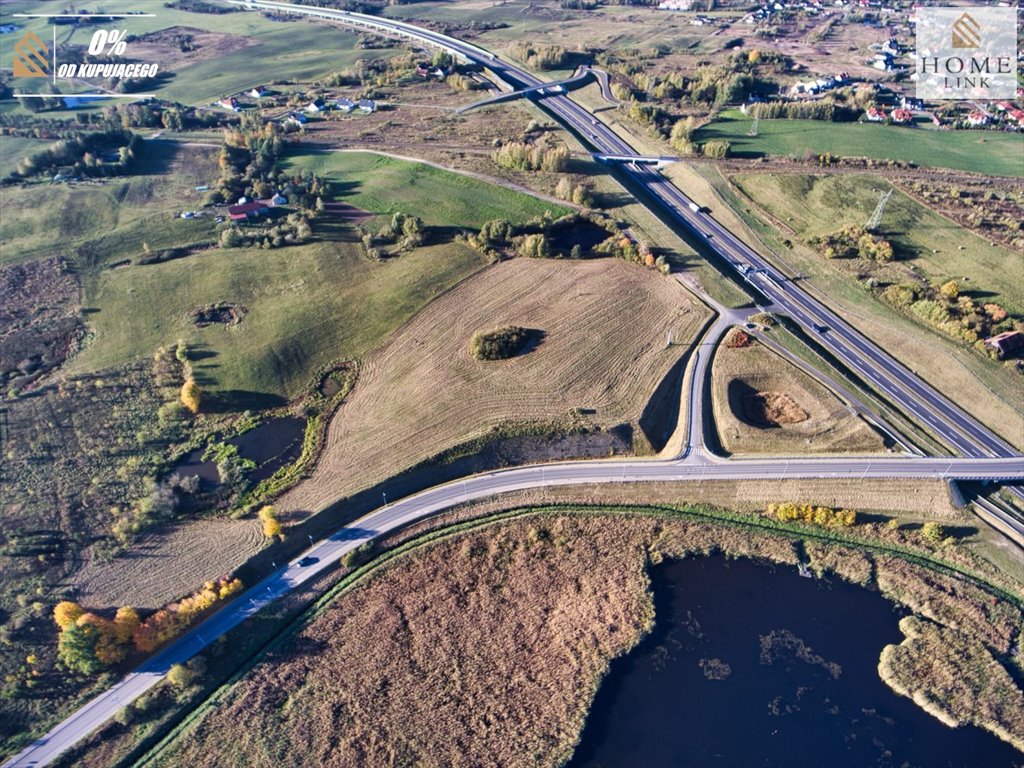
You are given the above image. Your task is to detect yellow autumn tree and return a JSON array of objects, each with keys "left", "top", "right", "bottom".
[
  {"left": 258, "top": 506, "right": 283, "bottom": 539},
  {"left": 53, "top": 601, "right": 84, "bottom": 630},
  {"left": 113, "top": 606, "right": 140, "bottom": 643},
  {"left": 180, "top": 378, "right": 201, "bottom": 414}
]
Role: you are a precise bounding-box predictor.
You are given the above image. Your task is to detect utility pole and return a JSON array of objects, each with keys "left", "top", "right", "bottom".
[{"left": 866, "top": 189, "right": 892, "bottom": 232}]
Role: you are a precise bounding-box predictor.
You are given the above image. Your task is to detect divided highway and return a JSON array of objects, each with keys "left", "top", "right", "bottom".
[
  {"left": 227, "top": 0, "right": 1020, "bottom": 460},
  {"left": 7, "top": 5, "right": 1022, "bottom": 767}
]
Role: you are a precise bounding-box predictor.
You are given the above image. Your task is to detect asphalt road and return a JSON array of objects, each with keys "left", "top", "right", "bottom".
[
  {"left": 7, "top": 4, "right": 1022, "bottom": 766},
  {"left": 230, "top": 0, "right": 1021, "bottom": 461},
  {"left": 7, "top": 450, "right": 1024, "bottom": 768}
]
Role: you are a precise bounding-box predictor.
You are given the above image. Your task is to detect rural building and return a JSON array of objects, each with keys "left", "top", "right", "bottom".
[
  {"left": 967, "top": 110, "right": 989, "bottom": 127},
  {"left": 900, "top": 95, "right": 924, "bottom": 110},
  {"left": 984, "top": 330, "right": 1024, "bottom": 358},
  {"left": 227, "top": 201, "right": 270, "bottom": 222},
  {"left": 357, "top": 99, "right": 376, "bottom": 113},
  {"left": 336, "top": 97, "right": 355, "bottom": 113},
  {"left": 891, "top": 108, "right": 913, "bottom": 124},
  {"left": 284, "top": 111, "right": 307, "bottom": 125},
  {"left": 865, "top": 107, "right": 886, "bottom": 122},
  {"left": 271, "top": 193, "right": 287, "bottom": 206},
  {"left": 305, "top": 98, "right": 326, "bottom": 113},
  {"left": 217, "top": 97, "right": 241, "bottom": 112},
  {"left": 248, "top": 86, "right": 269, "bottom": 98}
]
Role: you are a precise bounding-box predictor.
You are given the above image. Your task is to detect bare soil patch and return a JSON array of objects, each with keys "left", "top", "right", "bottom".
[
  {"left": 742, "top": 390, "right": 809, "bottom": 427},
  {"left": 277, "top": 258, "right": 706, "bottom": 518},
  {"left": 187, "top": 302, "right": 246, "bottom": 328},
  {"left": 0, "top": 256, "right": 82, "bottom": 393},
  {"left": 711, "top": 338, "right": 886, "bottom": 455},
  {"left": 127, "top": 26, "right": 260, "bottom": 71}
]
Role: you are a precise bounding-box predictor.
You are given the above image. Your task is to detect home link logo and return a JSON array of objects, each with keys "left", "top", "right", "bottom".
[
  {"left": 12, "top": 31, "right": 50, "bottom": 78},
  {"left": 950, "top": 12, "right": 980, "bottom": 49},
  {"left": 916, "top": 7, "right": 1016, "bottom": 100}
]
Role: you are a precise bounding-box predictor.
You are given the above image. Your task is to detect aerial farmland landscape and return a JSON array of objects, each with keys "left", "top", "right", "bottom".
[{"left": 0, "top": 0, "right": 1022, "bottom": 766}]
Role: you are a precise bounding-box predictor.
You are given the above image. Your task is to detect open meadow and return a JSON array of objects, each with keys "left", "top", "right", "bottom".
[
  {"left": 277, "top": 256, "right": 707, "bottom": 517},
  {"left": 696, "top": 111, "right": 1024, "bottom": 177},
  {"left": 710, "top": 337, "right": 886, "bottom": 456}
]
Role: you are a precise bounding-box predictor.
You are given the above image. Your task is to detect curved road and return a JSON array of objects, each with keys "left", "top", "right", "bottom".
[{"left": 7, "top": 5, "right": 1023, "bottom": 766}]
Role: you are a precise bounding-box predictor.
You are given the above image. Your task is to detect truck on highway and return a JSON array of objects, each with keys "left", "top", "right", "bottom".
[{"left": 687, "top": 201, "right": 701, "bottom": 213}]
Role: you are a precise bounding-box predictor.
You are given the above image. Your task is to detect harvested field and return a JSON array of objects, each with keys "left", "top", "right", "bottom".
[
  {"left": 70, "top": 518, "right": 263, "bottom": 610},
  {"left": 711, "top": 337, "right": 887, "bottom": 455},
  {"left": 277, "top": 257, "right": 706, "bottom": 518}
]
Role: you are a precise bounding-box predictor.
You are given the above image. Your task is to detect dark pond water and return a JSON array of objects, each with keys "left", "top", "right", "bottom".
[
  {"left": 549, "top": 220, "right": 612, "bottom": 255},
  {"left": 569, "top": 556, "right": 1022, "bottom": 768},
  {"left": 172, "top": 416, "right": 306, "bottom": 487}
]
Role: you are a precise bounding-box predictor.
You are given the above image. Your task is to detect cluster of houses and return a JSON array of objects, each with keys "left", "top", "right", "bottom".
[
  {"left": 865, "top": 106, "right": 912, "bottom": 124},
  {"left": 283, "top": 96, "right": 375, "bottom": 126},
  {"left": 226, "top": 192, "right": 288, "bottom": 223},
  {"left": 788, "top": 72, "right": 849, "bottom": 97},
  {"left": 218, "top": 88, "right": 377, "bottom": 123},
  {"left": 742, "top": 0, "right": 828, "bottom": 24}
]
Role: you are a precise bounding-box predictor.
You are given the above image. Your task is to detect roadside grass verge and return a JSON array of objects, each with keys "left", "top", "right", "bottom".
[{"left": 695, "top": 110, "right": 1024, "bottom": 177}]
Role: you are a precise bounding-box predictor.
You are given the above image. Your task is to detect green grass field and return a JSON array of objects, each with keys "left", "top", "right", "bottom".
[
  {"left": 732, "top": 173, "right": 1024, "bottom": 315},
  {"left": 281, "top": 149, "right": 569, "bottom": 228},
  {"left": 696, "top": 111, "right": 1024, "bottom": 177},
  {"left": 71, "top": 240, "right": 488, "bottom": 399},
  {"left": 0, "top": 142, "right": 221, "bottom": 268}
]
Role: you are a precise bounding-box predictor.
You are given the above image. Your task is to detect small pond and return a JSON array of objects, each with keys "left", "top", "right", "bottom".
[
  {"left": 172, "top": 416, "right": 306, "bottom": 487},
  {"left": 569, "top": 555, "right": 1022, "bottom": 768}
]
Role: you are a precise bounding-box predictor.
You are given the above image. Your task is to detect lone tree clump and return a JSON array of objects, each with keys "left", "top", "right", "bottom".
[
  {"left": 470, "top": 326, "right": 532, "bottom": 361},
  {"left": 180, "top": 378, "right": 201, "bottom": 414}
]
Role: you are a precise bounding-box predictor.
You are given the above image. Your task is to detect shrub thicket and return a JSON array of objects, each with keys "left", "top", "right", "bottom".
[{"left": 470, "top": 326, "right": 532, "bottom": 361}]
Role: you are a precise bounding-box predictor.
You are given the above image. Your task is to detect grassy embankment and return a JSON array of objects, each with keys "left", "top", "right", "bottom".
[
  {"left": 695, "top": 110, "right": 1024, "bottom": 177},
  {"left": 710, "top": 336, "right": 887, "bottom": 455},
  {"left": 102, "top": 504, "right": 1024, "bottom": 768},
  {"left": 669, "top": 163, "right": 1024, "bottom": 451}
]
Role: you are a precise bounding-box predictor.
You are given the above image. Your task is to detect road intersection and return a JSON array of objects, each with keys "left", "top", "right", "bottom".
[{"left": 6, "top": 5, "right": 1023, "bottom": 766}]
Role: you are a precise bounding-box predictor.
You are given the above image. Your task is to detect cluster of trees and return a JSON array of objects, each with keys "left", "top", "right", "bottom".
[
  {"left": 357, "top": 211, "right": 425, "bottom": 260},
  {"left": 7, "top": 127, "right": 142, "bottom": 181},
  {"left": 812, "top": 225, "right": 894, "bottom": 262},
  {"left": 470, "top": 326, "right": 532, "bottom": 361},
  {"left": 554, "top": 175, "right": 595, "bottom": 207},
  {"left": 723, "top": 328, "right": 754, "bottom": 348},
  {"left": 765, "top": 502, "right": 857, "bottom": 528},
  {"left": 881, "top": 279, "right": 1016, "bottom": 347},
  {"left": 54, "top": 602, "right": 141, "bottom": 674},
  {"left": 749, "top": 100, "right": 858, "bottom": 122},
  {"left": 492, "top": 141, "right": 570, "bottom": 172},
  {"left": 219, "top": 211, "right": 314, "bottom": 251},
  {"left": 132, "top": 576, "right": 244, "bottom": 653},
  {"left": 258, "top": 505, "right": 283, "bottom": 539},
  {"left": 507, "top": 42, "right": 571, "bottom": 70},
  {"left": 518, "top": 233, "right": 552, "bottom": 259}
]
